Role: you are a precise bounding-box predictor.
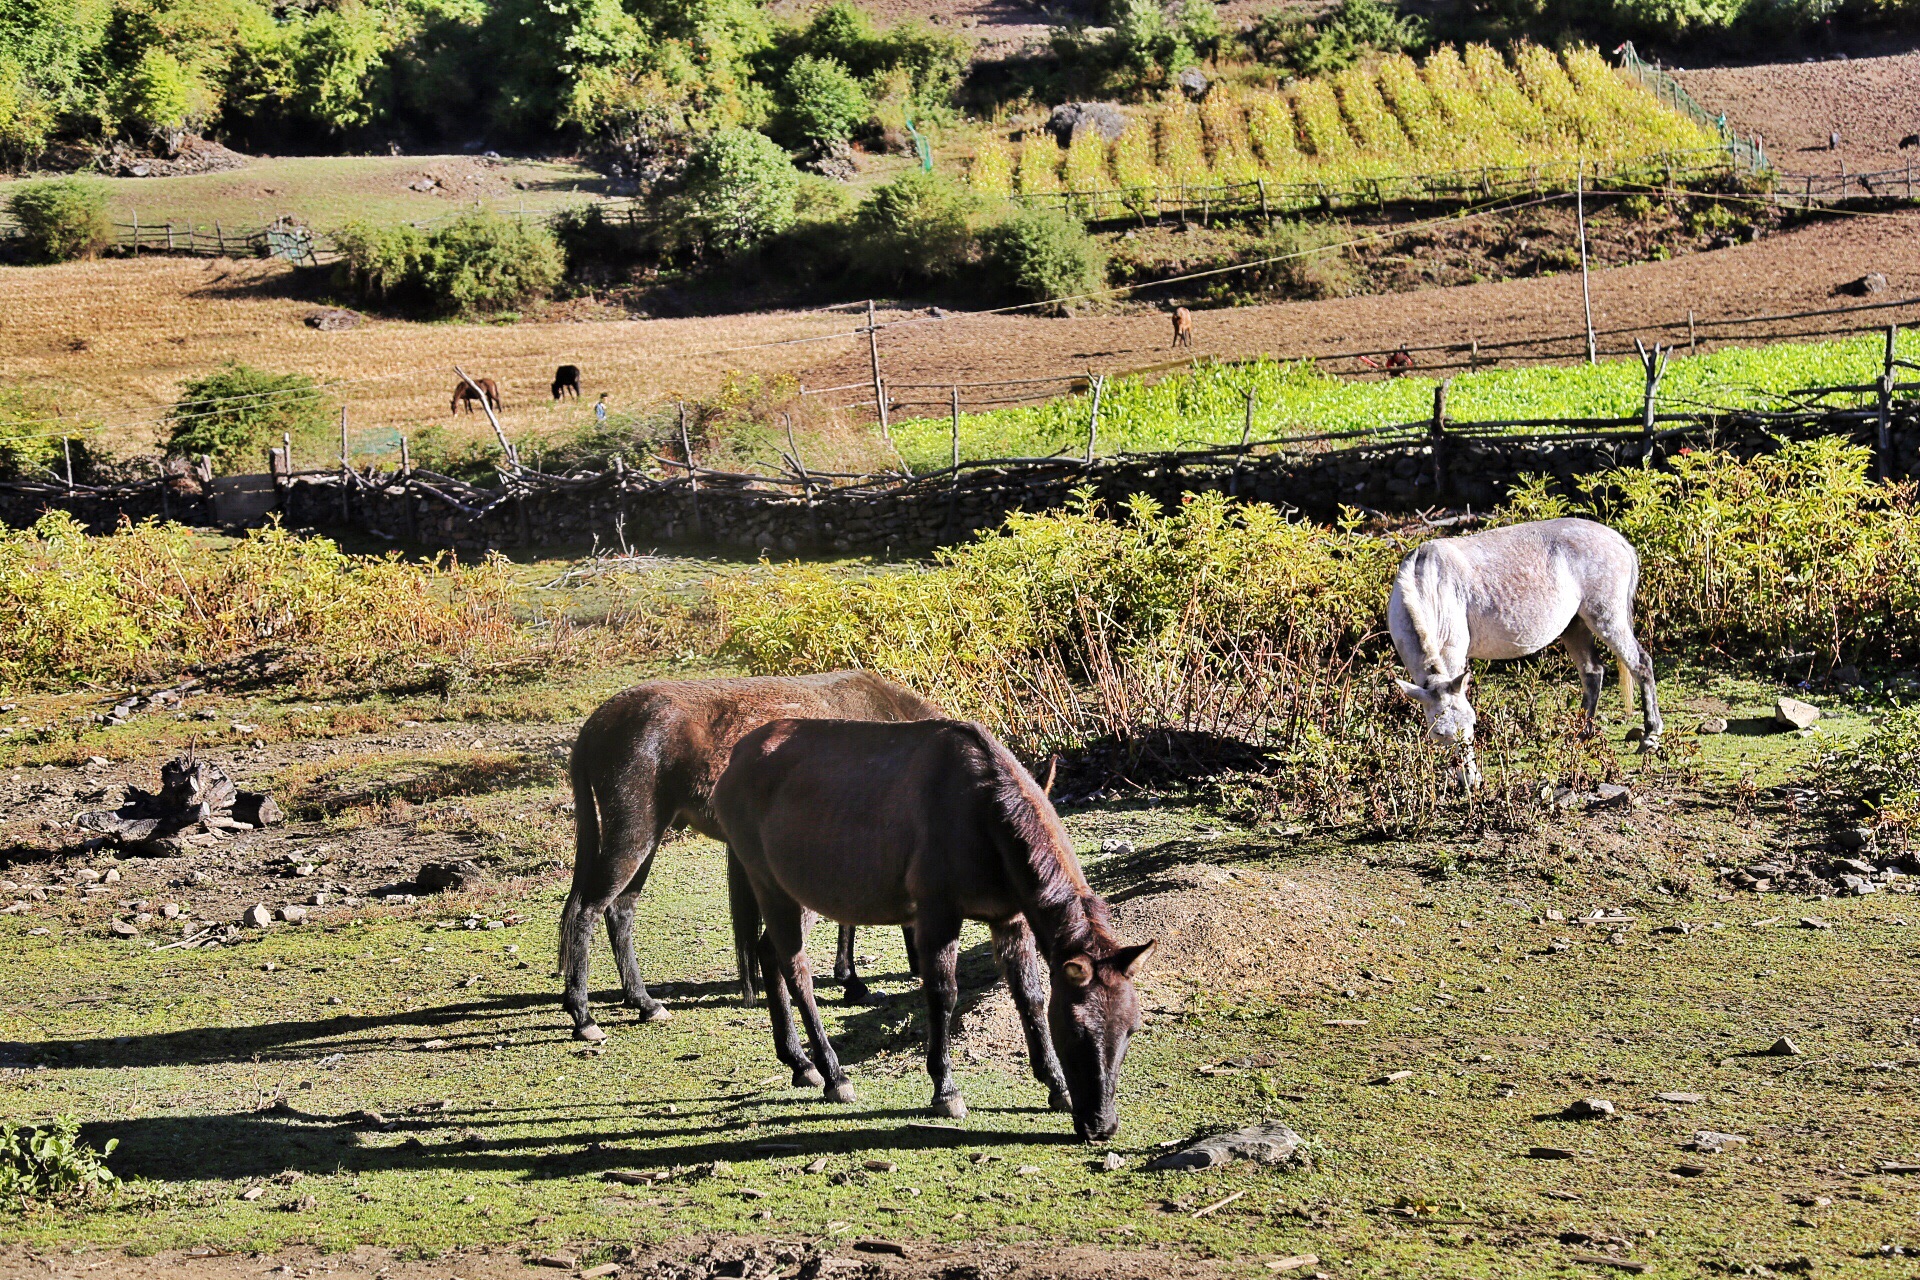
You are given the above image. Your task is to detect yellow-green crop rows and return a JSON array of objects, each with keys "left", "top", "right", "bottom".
[{"left": 968, "top": 45, "right": 1721, "bottom": 199}]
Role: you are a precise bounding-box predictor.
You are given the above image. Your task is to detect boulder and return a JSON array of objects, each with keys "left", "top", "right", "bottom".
[
  {"left": 1774, "top": 697, "right": 1820, "bottom": 730},
  {"left": 1176, "top": 67, "right": 1210, "bottom": 100},
  {"left": 1144, "top": 1123, "right": 1304, "bottom": 1170},
  {"left": 242, "top": 903, "right": 273, "bottom": 929},
  {"left": 1045, "top": 103, "right": 1131, "bottom": 148}
]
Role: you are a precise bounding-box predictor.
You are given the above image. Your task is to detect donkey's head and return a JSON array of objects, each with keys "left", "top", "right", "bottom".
[
  {"left": 1396, "top": 670, "right": 1475, "bottom": 744},
  {"left": 1049, "top": 939, "right": 1156, "bottom": 1141}
]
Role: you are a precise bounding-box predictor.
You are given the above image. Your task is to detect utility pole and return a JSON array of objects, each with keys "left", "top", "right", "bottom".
[{"left": 1577, "top": 159, "right": 1597, "bottom": 365}]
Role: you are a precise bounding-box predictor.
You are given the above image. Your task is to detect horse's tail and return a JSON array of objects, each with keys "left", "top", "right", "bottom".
[
  {"left": 1618, "top": 653, "right": 1635, "bottom": 714},
  {"left": 727, "top": 851, "right": 762, "bottom": 1006}
]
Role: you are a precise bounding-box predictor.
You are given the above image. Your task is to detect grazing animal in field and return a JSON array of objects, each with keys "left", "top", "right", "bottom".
[
  {"left": 1170, "top": 306, "right": 1193, "bottom": 349},
  {"left": 451, "top": 377, "right": 503, "bottom": 415},
  {"left": 552, "top": 365, "right": 582, "bottom": 399},
  {"left": 1389, "top": 517, "right": 1663, "bottom": 785},
  {"left": 1901, "top": 133, "right": 1920, "bottom": 150},
  {"left": 716, "top": 718, "right": 1156, "bottom": 1140},
  {"left": 560, "top": 673, "right": 938, "bottom": 1042}
]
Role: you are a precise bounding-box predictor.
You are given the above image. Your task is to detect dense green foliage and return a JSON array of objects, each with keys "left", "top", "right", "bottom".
[
  {"left": 166, "top": 363, "right": 334, "bottom": 469},
  {"left": 851, "top": 169, "right": 977, "bottom": 288},
  {"left": 0, "top": 0, "right": 963, "bottom": 161},
  {"left": 1242, "top": 0, "right": 1428, "bottom": 77},
  {"left": 332, "top": 212, "right": 562, "bottom": 315},
  {"left": 681, "top": 126, "right": 800, "bottom": 253},
  {"left": 5, "top": 177, "right": 109, "bottom": 262},
  {"left": 780, "top": 53, "right": 869, "bottom": 149},
  {"left": 891, "top": 330, "right": 1920, "bottom": 469},
  {"left": 1824, "top": 704, "right": 1920, "bottom": 837},
  {"left": 979, "top": 205, "right": 1106, "bottom": 313},
  {"left": 0, "top": 1117, "right": 117, "bottom": 1209}
]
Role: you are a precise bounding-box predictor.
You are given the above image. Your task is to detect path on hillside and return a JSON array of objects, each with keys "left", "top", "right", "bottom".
[{"left": 796, "top": 214, "right": 1920, "bottom": 407}]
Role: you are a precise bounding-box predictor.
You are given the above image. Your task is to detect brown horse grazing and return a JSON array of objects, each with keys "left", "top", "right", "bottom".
[
  {"left": 451, "top": 377, "right": 503, "bottom": 415},
  {"left": 716, "top": 718, "right": 1156, "bottom": 1141},
  {"left": 1170, "top": 306, "right": 1193, "bottom": 349},
  {"left": 561, "top": 673, "right": 939, "bottom": 1042}
]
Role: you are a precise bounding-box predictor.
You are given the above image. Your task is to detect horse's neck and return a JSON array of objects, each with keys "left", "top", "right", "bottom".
[{"left": 1002, "top": 837, "right": 1097, "bottom": 960}]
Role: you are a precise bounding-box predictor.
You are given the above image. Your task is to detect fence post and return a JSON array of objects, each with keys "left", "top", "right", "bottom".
[
  {"left": 679, "top": 400, "right": 701, "bottom": 537},
  {"left": 1879, "top": 324, "right": 1897, "bottom": 480},
  {"left": 1257, "top": 178, "right": 1270, "bottom": 227},
  {"left": 1086, "top": 374, "right": 1105, "bottom": 465},
  {"left": 867, "top": 299, "right": 889, "bottom": 439},
  {"left": 131, "top": 209, "right": 138, "bottom": 257},
  {"left": 950, "top": 386, "right": 961, "bottom": 472},
  {"left": 1577, "top": 159, "right": 1597, "bottom": 365},
  {"left": 1688, "top": 309, "right": 1697, "bottom": 353},
  {"left": 216, "top": 221, "right": 225, "bottom": 256},
  {"left": 1430, "top": 380, "right": 1449, "bottom": 503},
  {"left": 62, "top": 437, "right": 73, "bottom": 492},
  {"left": 338, "top": 406, "right": 351, "bottom": 524},
  {"left": 1636, "top": 339, "right": 1669, "bottom": 441},
  {"left": 454, "top": 365, "right": 516, "bottom": 468}
]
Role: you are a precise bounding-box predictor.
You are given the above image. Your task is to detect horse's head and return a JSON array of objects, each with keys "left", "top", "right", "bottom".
[
  {"left": 1396, "top": 669, "right": 1475, "bottom": 745},
  {"left": 1049, "top": 939, "right": 1156, "bottom": 1141}
]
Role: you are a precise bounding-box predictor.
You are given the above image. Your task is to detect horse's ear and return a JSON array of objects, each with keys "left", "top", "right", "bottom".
[
  {"left": 1112, "top": 940, "right": 1157, "bottom": 978},
  {"left": 1443, "top": 670, "right": 1469, "bottom": 696},
  {"left": 1062, "top": 955, "right": 1094, "bottom": 987},
  {"left": 1394, "top": 679, "right": 1429, "bottom": 704}
]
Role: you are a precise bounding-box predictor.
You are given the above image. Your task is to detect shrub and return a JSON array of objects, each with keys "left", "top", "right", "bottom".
[
  {"left": 6, "top": 178, "right": 111, "bottom": 264},
  {"left": 166, "top": 362, "right": 335, "bottom": 470},
  {"left": 421, "top": 211, "right": 565, "bottom": 316},
  {"left": 782, "top": 54, "right": 870, "bottom": 149},
  {"left": 1242, "top": 0, "right": 1428, "bottom": 77},
  {"left": 853, "top": 169, "right": 976, "bottom": 287},
  {"left": 0, "top": 58, "right": 56, "bottom": 168},
  {"left": 979, "top": 206, "right": 1105, "bottom": 313},
  {"left": 1822, "top": 705, "right": 1920, "bottom": 840},
  {"left": 0, "top": 384, "right": 94, "bottom": 480},
  {"left": 330, "top": 220, "right": 428, "bottom": 307},
  {"left": 682, "top": 126, "right": 801, "bottom": 255},
  {"left": 0, "top": 1117, "right": 117, "bottom": 1210},
  {"left": 115, "top": 48, "right": 209, "bottom": 144}
]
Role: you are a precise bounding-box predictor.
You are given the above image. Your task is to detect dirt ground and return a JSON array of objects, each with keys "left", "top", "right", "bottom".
[
  {"left": 797, "top": 211, "right": 1920, "bottom": 399},
  {"left": 1676, "top": 52, "right": 1920, "bottom": 177}
]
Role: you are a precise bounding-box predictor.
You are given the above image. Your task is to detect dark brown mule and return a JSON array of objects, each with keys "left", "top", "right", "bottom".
[
  {"left": 561, "top": 673, "right": 937, "bottom": 1042},
  {"left": 451, "top": 377, "right": 502, "bottom": 415},
  {"left": 716, "top": 719, "right": 1156, "bottom": 1141}
]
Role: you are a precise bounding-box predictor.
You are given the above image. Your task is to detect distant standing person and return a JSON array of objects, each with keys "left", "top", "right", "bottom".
[{"left": 595, "top": 394, "right": 608, "bottom": 425}]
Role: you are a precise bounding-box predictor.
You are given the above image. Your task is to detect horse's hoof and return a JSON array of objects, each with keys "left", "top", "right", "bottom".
[
  {"left": 1639, "top": 734, "right": 1663, "bottom": 754},
  {"left": 1047, "top": 1086, "right": 1072, "bottom": 1113},
  {"left": 824, "top": 1080, "right": 857, "bottom": 1105},
  {"left": 841, "top": 980, "right": 871, "bottom": 1006},
  {"left": 794, "top": 1066, "right": 825, "bottom": 1089},
  {"left": 930, "top": 1092, "right": 967, "bottom": 1120},
  {"left": 631, "top": 1002, "right": 672, "bottom": 1023},
  {"left": 574, "top": 1024, "right": 608, "bottom": 1043}
]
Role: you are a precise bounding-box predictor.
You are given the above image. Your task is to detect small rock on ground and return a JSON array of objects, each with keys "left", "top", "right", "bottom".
[
  {"left": 1565, "top": 1097, "right": 1615, "bottom": 1118},
  {"left": 241, "top": 903, "right": 273, "bottom": 929},
  {"left": 1144, "top": 1123, "right": 1304, "bottom": 1171},
  {"left": 1775, "top": 696, "right": 1820, "bottom": 730}
]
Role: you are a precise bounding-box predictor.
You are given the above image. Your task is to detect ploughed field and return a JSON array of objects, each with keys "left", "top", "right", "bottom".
[{"left": 1, "top": 601, "right": 1917, "bottom": 1278}]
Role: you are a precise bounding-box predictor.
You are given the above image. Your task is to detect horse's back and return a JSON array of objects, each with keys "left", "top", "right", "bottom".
[{"left": 1398, "top": 519, "right": 1636, "bottom": 661}]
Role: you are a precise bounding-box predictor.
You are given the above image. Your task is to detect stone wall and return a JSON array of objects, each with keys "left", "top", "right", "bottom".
[{"left": 7, "top": 407, "right": 1914, "bottom": 554}]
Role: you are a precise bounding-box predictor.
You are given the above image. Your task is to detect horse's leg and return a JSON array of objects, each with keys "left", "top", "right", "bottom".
[
  {"left": 833, "top": 925, "right": 872, "bottom": 1005},
  {"left": 604, "top": 848, "right": 670, "bottom": 1023},
  {"left": 727, "top": 852, "right": 762, "bottom": 1006},
  {"left": 914, "top": 912, "right": 966, "bottom": 1118},
  {"left": 756, "top": 926, "right": 823, "bottom": 1088},
  {"left": 760, "top": 895, "right": 852, "bottom": 1102},
  {"left": 1584, "top": 602, "right": 1664, "bottom": 750},
  {"left": 1559, "top": 616, "right": 1606, "bottom": 738},
  {"left": 903, "top": 925, "right": 920, "bottom": 978},
  {"left": 559, "top": 779, "right": 662, "bottom": 1041},
  {"left": 992, "top": 917, "right": 1071, "bottom": 1111}
]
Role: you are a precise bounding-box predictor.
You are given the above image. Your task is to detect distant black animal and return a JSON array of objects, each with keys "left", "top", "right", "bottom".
[
  {"left": 552, "top": 365, "right": 582, "bottom": 399},
  {"left": 1901, "top": 134, "right": 1920, "bottom": 150}
]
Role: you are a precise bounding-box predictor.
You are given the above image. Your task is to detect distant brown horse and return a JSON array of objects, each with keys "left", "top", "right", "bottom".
[
  {"left": 1170, "top": 306, "right": 1193, "bottom": 349},
  {"left": 716, "top": 718, "right": 1156, "bottom": 1140},
  {"left": 451, "top": 377, "right": 503, "bottom": 415},
  {"left": 560, "top": 673, "right": 939, "bottom": 1042}
]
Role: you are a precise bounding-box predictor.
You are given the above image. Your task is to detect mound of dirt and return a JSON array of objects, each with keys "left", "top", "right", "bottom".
[{"left": 106, "top": 135, "right": 250, "bottom": 178}]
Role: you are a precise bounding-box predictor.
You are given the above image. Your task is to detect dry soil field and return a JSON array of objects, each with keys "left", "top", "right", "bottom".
[{"left": 1677, "top": 52, "right": 1920, "bottom": 176}]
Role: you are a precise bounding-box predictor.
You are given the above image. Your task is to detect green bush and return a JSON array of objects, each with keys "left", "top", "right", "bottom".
[
  {"left": 115, "top": 47, "right": 209, "bottom": 143},
  {"left": 782, "top": 54, "right": 869, "bottom": 149},
  {"left": 330, "top": 214, "right": 561, "bottom": 316},
  {"left": 1822, "top": 705, "right": 1920, "bottom": 839},
  {"left": 853, "top": 169, "right": 976, "bottom": 287},
  {"left": 421, "top": 212, "right": 565, "bottom": 316},
  {"left": 0, "top": 56, "right": 56, "bottom": 168},
  {"left": 0, "top": 1117, "right": 117, "bottom": 1210},
  {"left": 330, "top": 221, "right": 428, "bottom": 307},
  {"left": 682, "top": 126, "right": 801, "bottom": 255},
  {"left": 980, "top": 206, "right": 1106, "bottom": 313},
  {"left": 6, "top": 178, "right": 111, "bottom": 264},
  {"left": 167, "top": 362, "right": 335, "bottom": 470},
  {"left": 1243, "top": 0, "right": 1428, "bottom": 76}
]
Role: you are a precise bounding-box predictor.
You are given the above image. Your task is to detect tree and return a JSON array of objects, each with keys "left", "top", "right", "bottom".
[
  {"left": 6, "top": 179, "right": 111, "bottom": 263},
  {"left": 167, "top": 363, "right": 335, "bottom": 470},
  {"left": 981, "top": 206, "right": 1106, "bottom": 313},
  {"left": 682, "top": 126, "right": 800, "bottom": 254},
  {"left": 782, "top": 53, "right": 868, "bottom": 149}
]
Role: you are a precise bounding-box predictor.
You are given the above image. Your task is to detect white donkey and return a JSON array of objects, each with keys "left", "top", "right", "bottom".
[{"left": 1389, "top": 517, "right": 1662, "bottom": 784}]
